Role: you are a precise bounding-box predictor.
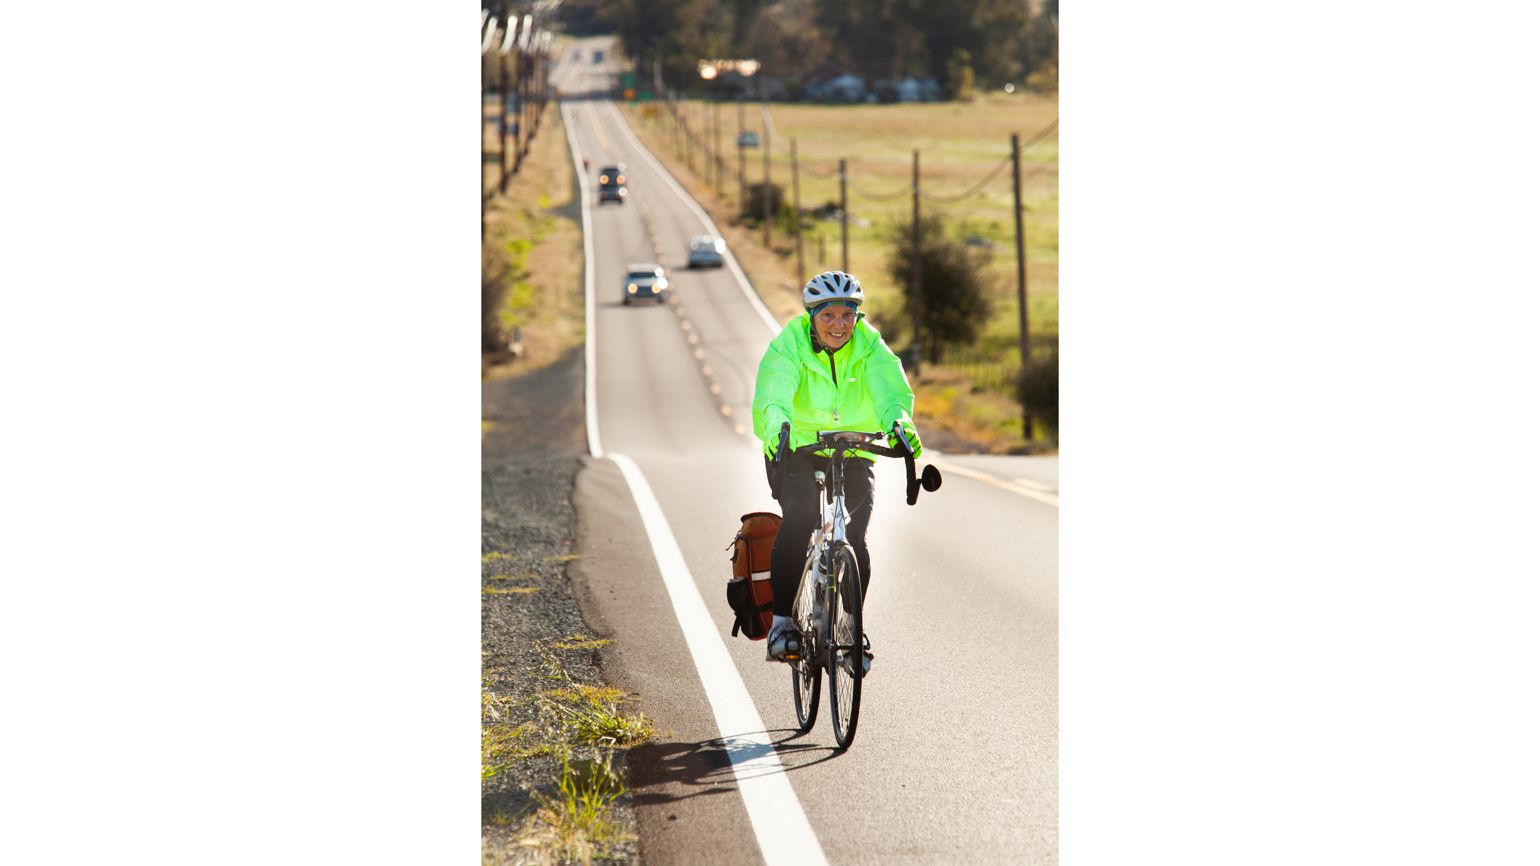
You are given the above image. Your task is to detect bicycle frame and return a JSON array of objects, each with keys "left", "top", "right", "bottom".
[
  {"left": 786, "top": 432, "right": 884, "bottom": 662},
  {"left": 791, "top": 465, "right": 842, "bottom": 663}
]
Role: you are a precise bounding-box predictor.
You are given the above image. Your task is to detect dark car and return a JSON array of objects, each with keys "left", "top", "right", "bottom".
[
  {"left": 686, "top": 235, "right": 726, "bottom": 269},
  {"left": 597, "top": 164, "right": 627, "bottom": 204},
  {"left": 622, "top": 263, "right": 668, "bottom": 305}
]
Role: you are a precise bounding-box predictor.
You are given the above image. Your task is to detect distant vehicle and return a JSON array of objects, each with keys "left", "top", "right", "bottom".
[
  {"left": 597, "top": 164, "right": 627, "bottom": 204},
  {"left": 593, "top": 49, "right": 604, "bottom": 64},
  {"left": 737, "top": 130, "right": 760, "bottom": 148},
  {"left": 623, "top": 263, "right": 668, "bottom": 305},
  {"left": 686, "top": 235, "right": 726, "bottom": 269}
]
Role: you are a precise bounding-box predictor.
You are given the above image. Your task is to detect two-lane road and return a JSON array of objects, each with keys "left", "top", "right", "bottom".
[{"left": 556, "top": 37, "right": 1058, "bottom": 864}]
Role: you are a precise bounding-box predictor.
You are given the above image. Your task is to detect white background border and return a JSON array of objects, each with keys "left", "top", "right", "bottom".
[{"left": 3, "top": 2, "right": 1539, "bottom": 863}]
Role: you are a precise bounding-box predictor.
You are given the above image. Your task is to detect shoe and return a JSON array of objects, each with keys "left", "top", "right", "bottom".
[
  {"left": 766, "top": 623, "right": 801, "bottom": 662},
  {"left": 839, "top": 633, "right": 873, "bottom": 676}
]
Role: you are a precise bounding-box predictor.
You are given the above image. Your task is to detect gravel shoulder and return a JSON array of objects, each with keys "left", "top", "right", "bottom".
[{"left": 481, "top": 347, "right": 643, "bottom": 865}]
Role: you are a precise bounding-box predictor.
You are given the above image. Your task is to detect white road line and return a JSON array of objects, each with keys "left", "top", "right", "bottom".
[
  {"left": 603, "top": 101, "right": 783, "bottom": 335},
  {"left": 561, "top": 102, "right": 603, "bottom": 459},
  {"left": 609, "top": 454, "right": 829, "bottom": 866},
  {"left": 566, "top": 97, "right": 827, "bottom": 866}
]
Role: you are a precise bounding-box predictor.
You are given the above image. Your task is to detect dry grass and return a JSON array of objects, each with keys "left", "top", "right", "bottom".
[{"left": 483, "top": 100, "right": 585, "bottom": 380}]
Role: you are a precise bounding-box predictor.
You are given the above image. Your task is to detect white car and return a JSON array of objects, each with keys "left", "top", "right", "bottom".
[
  {"left": 686, "top": 235, "right": 726, "bottom": 269},
  {"left": 623, "top": 263, "right": 668, "bottom": 305}
]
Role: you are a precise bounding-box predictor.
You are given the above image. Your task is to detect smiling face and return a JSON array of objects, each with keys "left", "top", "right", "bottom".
[{"left": 813, "top": 304, "right": 858, "bottom": 350}]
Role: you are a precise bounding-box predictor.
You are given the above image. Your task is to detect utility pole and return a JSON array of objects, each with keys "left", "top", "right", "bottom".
[
  {"left": 839, "top": 158, "right": 848, "bottom": 274},
  {"left": 762, "top": 113, "right": 772, "bottom": 247},
  {"left": 713, "top": 101, "right": 724, "bottom": 197},
  {"left": 513, "top": 51, "right": 524, "bottom": 171},
  {"left": 911, "top": 149, "right": 923, "bottom": 372},
  {"left": 737, "top": 95, "right": 746, "bottom": 210},
  {"left": 498, "top": 49, "right": 510, "bottom": 193},
  {"left": 791, "top": 137, "right": 804, "bottom": 279},
  {"left": 1012, "top": 132, "right": 1032, "bottom": 440}
]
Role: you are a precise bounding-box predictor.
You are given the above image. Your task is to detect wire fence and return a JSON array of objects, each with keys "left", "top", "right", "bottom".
[{"left": 939, "top": 348, "right": 1022, "bottom": 396}]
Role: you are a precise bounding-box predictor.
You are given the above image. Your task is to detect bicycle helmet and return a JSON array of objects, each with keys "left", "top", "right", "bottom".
[{"left": 802, "top": 270, "right": 864, "bottom": 312}]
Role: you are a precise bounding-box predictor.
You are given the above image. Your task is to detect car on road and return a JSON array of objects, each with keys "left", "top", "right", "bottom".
[
  {"left": 737, "top": 130, "right": 760, "bottom": 148},
  {"left": 686, "top": 235, "right": 726, "bottom": 269},
  {"left": 597, "top": 164, "right": 627, "bottom": 204},
  {"left": 623, "top": 263, "right": 668, "bottom": 305}
]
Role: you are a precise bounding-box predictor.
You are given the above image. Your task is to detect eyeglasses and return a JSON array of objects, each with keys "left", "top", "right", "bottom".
[{"left": 814, "top": 308, "right": 858, "bottom": 323}]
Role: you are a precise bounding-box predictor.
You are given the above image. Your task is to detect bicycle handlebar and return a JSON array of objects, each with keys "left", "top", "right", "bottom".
[{"left": 771, "top": 422, "right": 940, "bottom": 506}]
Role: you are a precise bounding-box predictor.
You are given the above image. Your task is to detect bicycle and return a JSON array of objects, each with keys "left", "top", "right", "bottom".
[{"left": 771, "top": 421, "right": 942, "bottom": 750}]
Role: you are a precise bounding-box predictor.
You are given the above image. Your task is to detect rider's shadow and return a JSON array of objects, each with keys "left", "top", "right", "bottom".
[{"left": 626, "top": 729, "right": 841, "bottom": 806}]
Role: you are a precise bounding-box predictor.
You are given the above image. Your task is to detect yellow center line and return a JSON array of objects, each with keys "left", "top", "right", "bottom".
[
  {"left": 929, "top": 459, "right": 1059, "bottom": 508},
  {"left": 584, "top": 100, "right": 610, "bottom": 152}
]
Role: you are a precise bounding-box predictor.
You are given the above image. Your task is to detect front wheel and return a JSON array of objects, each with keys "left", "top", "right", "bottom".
[
  {"left": 824, "top": 542, "right": 863, "bottom": 750},
  {"left": 791, "top": 656, "right": 821, "bottom": 733}
]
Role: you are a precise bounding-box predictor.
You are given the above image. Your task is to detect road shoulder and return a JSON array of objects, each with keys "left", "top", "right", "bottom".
[{"left": 481, "top": 347, "right": 643, "bottom": 865}]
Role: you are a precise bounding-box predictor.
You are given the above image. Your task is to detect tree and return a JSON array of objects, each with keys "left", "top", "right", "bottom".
[
  {"left": 885, "top": 213, "right": 995, "bottom": 364},
  {"left": 944, "top": 48, "right": 975, "bottom": 101},
  {"left": 747, "top": 0, "right": 832, "bottom": 82}
]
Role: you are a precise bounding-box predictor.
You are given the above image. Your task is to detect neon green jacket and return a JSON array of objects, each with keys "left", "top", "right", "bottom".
[{"left": 753, "top": 313, "right": 921, "bottom": 460}]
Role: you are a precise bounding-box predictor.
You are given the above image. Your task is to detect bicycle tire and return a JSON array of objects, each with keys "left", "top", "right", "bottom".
[
  {"left": 825, "top": 541, "right": 863, "bottom": 749},
  {"left": 791, "top": 655, "right": 821, "bottom": 733}
]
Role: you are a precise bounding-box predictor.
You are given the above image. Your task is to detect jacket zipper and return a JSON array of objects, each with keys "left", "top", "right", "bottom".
[{"left": 826, "top": 350, "right": 840, "bottom": 423}]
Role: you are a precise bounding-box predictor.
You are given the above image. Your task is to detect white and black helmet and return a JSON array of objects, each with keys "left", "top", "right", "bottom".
[{"left": 802, "top": 270, "right": 864, "bottom": 311}]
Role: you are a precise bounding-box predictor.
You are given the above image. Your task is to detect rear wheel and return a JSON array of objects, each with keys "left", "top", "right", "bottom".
[{"left": 825, "top": 542, "right": 863, "bottom": 750}]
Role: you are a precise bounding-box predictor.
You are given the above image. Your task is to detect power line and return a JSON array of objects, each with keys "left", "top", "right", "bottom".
[
  {"left": 919, "top": 154, "right": 1013, "bottom": 204},
  {"left": 847, "top": 177, "right": 913, "bottom": 202},
  {"left": 1021, "top": 118, "right": 1058, "bottom": 150}
]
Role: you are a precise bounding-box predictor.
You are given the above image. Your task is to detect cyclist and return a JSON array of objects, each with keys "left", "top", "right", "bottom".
[{"left": 752, "top": 271, "right": 923, "bottom": 672}]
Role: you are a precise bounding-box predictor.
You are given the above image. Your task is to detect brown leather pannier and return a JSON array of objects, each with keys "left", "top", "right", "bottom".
[{"left": 726, "top": 511, "right": 780, "bottom": 640}]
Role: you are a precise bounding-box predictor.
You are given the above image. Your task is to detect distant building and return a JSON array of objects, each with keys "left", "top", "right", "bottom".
[{"left": 806, "top": 74, "right": 868, "bottom": 103}]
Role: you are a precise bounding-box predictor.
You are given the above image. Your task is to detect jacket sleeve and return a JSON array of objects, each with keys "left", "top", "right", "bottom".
[
  {"left": 868, "top": 333, "right": 918, "bottom": 435},
  {"left": 753, "top": 328, "right": 800, "bottom": 444}
]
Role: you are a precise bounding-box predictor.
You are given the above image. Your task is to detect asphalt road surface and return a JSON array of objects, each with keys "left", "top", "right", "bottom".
[{"left": 554, "top": 37, "right": 1058, "bottom": 865}]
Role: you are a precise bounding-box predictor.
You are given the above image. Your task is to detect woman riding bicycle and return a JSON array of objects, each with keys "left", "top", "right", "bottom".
[{"left": 752, "top": 270, "right": 923, "bottom": 670}]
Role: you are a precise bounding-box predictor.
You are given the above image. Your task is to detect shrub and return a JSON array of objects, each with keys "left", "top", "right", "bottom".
[
  {"left": 885, "top": 212, "right": 995, "bottom": 363},
  {"left": 1016, "top": 346, "right": 1059, "bottom": 438},
  {"left": 739, "top": 182, "right": 786, "bottom": 222}
]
